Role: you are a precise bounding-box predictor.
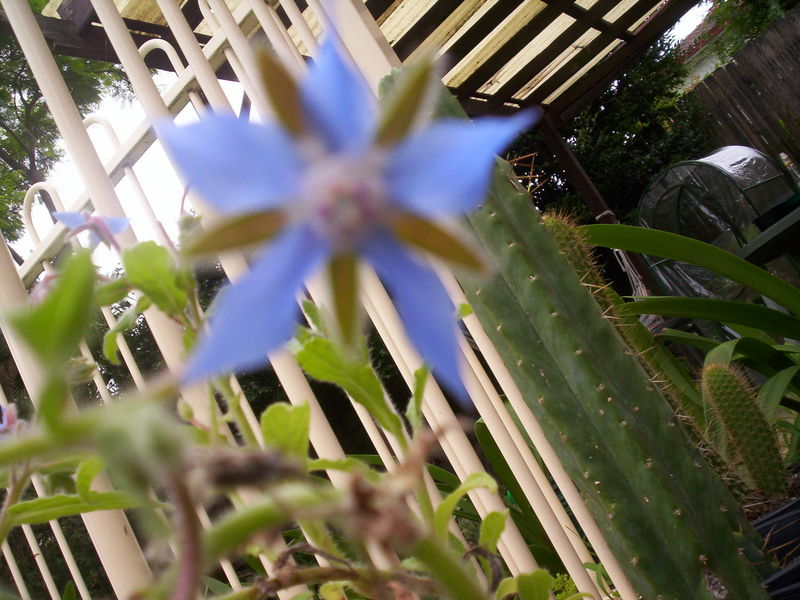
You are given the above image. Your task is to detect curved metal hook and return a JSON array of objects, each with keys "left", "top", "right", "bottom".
[
  {"left": 23, "top": 182, "right": 63, "bottom": 245},
  {"left": 83, "top": 115, "right": 122, "bottom": 149},
  {"left": 138, "top": 39, "right": 188, "bottom": 74}
]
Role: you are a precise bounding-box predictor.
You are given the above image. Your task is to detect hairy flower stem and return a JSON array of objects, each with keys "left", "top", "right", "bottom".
[
  {"left": 412, "top": 536, "right": 486, "bottom": 600},
  {"left": 211, "top": 566, "right": 443, "bottom": 600},
  {"left": 0, "top": 465, "right": 31, "bottom": 544},
  {"left": 213, "top": 377, "right": 259, "bottom": 447},
  {"left": 169, "top": 471, "right": 203, "bottom": 600},
  {"left": 413, "top": 470, "right": 435, "bottom": 527}
]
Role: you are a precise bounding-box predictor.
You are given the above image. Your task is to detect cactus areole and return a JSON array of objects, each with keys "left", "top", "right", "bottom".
[{"left": 459, "top": 164, "right": 770, "bottom": 600}]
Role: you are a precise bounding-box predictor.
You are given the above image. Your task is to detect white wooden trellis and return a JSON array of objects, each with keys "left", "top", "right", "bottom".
[{"left": 0, "top": 1, "right": 641, "bottom": 599}]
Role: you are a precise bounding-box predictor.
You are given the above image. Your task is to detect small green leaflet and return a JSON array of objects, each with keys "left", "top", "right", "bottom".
[
  {"left": 479, "top": 509, "right": 508, "bottom": 554},
  {"left": 295, "top": 337, "right": 403, "bottom": 438},
  {"left": 260, "top": 402, "right": 310, "bottom": 460},
  {"left": 434, "top": 472, "right": 497, "bottom": 539},
  {"left": 8, "top": 491, "right": 139, "bottom": 526},
  {"left": 122, "top": 241, "right": 187, "bottom": 318},
  {"left": 10, "top": 250, "right": 95, "bottom": 365},
  {"left": 75, "top": 457, "right": 106, "bottom": 501},
  {"left": 102, "top": 296, "right": 151, "bottom": 364},
  {"left": 516, "top": 570, "right": 554, "bottom": 600},
  {"left": 406, "top": 366, "right": 429, "bottom": 432}
]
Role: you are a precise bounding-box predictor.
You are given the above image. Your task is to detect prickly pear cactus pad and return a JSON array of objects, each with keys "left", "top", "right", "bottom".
[{"left": 459, "top": 164, "right": 769, "bottom": 600}]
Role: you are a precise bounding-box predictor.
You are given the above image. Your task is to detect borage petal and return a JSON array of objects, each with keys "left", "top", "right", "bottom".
[
  {"left": 53, "top": 212, "right": 88, "bottom": 229},
  {"left": 385, "top": 111, "right": 538, "bottom": 217},
  {"left": 157, "top": 115, "right": 303, "bottom": 214},
  {"left": 87, "top": 231, "right": 102, "bottom": 250},
  {"left": 104, "top": 217, "right": 131, "bottom": 235},
  {"left": 184, "top": 225, "right": 329, "bottom": 381},
  {"left": 301, "top": 40, "right": 376, "bottom": 154},
  {"left": 363, "top": 233, "right": 467, "bottom": 401}
]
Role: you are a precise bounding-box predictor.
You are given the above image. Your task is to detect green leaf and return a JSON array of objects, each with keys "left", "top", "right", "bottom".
[
  {"left": 406, "top": 366, "right": 429, "bottom": 432},
  {"left": 495, "top": 577, "right": 517, "bottom": 599},
  {"left": 620, "top": 297, "right": 800, "bottom": 340},
  {"left": 517, "top": 570, "right": 554, "bottom": 600},
  {"left": 95, "top": 276, "right": 131, "bottom": 306},
  {"left": 75, "top": 457, "right": 105, "bottom": 501},
  {"left": 412, "top": 536, "right": 486, "bottom": 600},
  {"left": 479, "top": 509, "right": 508, "bottom": 554},
  {"left": 38, "top": 376, "right": 69, "bottom": 432},
  {"left": 705, "top": 339, "right": 739, "bottom": 367},
  {"left": 8, "top": 491, "right": 139, "bottom": 526},
  {"left": 582, "top": 224, "right": 800, "bottom": 315},
  {"left": 319, "top": 582, "right": 347, "bottom": 600},
  {"left": 260, "top": 402, "right": 310, "bottom": 461},
  {"left": 433, "top": 472, "right": 496, "bottom": 539},
  {"left": 301, "top": 300, "right": 326, "bottom": 334},
  {"left": 457, "top": 303, "right": 474, "bottom": 318},
  {"left": 122, "top": 242, "right": 186, "bottom": 318},
  {"left": 102, "top": 297, "right": 151, "bottom": 364},
  {"left": 759, "top": 366, "right": 800, "bottom": 421},
  {"left": 10, "top": 250, "right": 95, "bottom": 366},
  {"left": 201, "top": 576, "right": 233, "bottom": 596},
  {"left": 61, "top": 582, "right": 76, "bottom": 600},
  {"left": 307, "top": 458, "right": 380, "bottom": 483},
  {"left": 658, "top": 329, "right": 720, "bottom": 353},
  {"left": 295, "top": 337, "right": 403, "bottom": 437}
]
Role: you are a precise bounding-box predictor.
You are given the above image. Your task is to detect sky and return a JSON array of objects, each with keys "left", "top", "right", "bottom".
[
  {"left": 14, "top": 1, "right": 712, "bottom": 272},
  {"left": 670, "top": 1, "right": 711, "bottom": 39}
]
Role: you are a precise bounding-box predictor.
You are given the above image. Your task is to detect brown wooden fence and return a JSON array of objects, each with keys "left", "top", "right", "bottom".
[{"left": 690, "top": 7, "right": 800, "bottom": 165}]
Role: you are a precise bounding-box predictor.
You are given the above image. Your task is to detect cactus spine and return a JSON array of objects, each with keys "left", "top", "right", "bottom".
[
  {"left": 459, "top": 164, "right": 769, "bottom": 600},
  {"left": 541, "top": 212, "right": 705, "bottom": 428},
  {"left": 701, "top": 363, "right": 787, "bottom": 498}
]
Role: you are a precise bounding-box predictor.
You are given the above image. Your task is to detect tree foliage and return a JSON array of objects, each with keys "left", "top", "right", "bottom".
[
  {"left": 704, "top": 0, "right": 798, "bottom": 61},
  {"left": 511, "top": 37, "right": 713, "bottom": 224},
  {"left": 0, "top": 0, "right": 131, "bottom": 242}
]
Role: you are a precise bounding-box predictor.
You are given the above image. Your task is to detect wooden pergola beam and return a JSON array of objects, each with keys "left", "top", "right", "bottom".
[
  {"left": 504, "top": 0, "right": 662, "bottom": 104},
  {"left": 490, "top": 0, "right": 622, "bottom": 101},
  {"left": 438, "top": 0, "right": 519, "bottom": 68},
  {"left": 548, "top": 0, "right": 698, "bottom": 123},
  {"left": 453, "top": 0, "right": 575, "bottom": 96},
  {"left": 392, "top": 0, "right": 458, "bottom": 61}
]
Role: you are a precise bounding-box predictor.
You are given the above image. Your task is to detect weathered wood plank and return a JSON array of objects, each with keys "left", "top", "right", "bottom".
[{"left": 688, "top": 6, "right": 800, "bottom": 164}]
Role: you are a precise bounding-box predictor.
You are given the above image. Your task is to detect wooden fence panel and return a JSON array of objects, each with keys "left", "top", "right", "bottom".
[{"left": 690, "top": 7, "right": 800, "bottom": 164}]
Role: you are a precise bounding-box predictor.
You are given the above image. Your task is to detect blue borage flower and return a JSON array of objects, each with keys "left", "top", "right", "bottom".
[
  {"left": 54, "top": 210, "right": 130, "bottom": 251},
  {"left": 158, "top": 40, "right": 536, "bottom": 397},
  {"left": 0, "top": 405, "right": 18, "bottom": 436}
]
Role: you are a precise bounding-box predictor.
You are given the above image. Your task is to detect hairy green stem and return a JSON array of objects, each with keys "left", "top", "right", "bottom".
[
  {"left": 0, "top": 466, "right": 31, "bottom": 543},
  {"left": 412, "top": 535, "right": 486, "bottom": 600},
  {"left": 213, "top": 377, "right": 259, "bottom": 447},
  {"left": 203, "top": 484, "right": 340, "bottom": 563},
  {"left": 0, "top": 413, "right": 99, "bottom": 468},
  {"left": 169, "top": 472, "right": 203, "bottom": 600},
  {"left": 211, "top": 565, "right": 443, "bottom": 600}
]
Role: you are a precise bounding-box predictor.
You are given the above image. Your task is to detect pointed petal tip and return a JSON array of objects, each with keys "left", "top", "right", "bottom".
[
  {"left": 435, "top": 370, "right": 474, "bottom": 411},
  {"left": 105, "top": 217, "right": 131, "bottom": 235},
  {"left": 53, "top": 211, "right": 88, "bottom": 229},
  {"left": 180, "top": 226, "right": 329, "bottom": 383},
  {"left": 302, "top": 37, "right": 376, "bottom": 153},
  {"left": 155, "top": 113, "right": 303, "bottom": 213}
]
